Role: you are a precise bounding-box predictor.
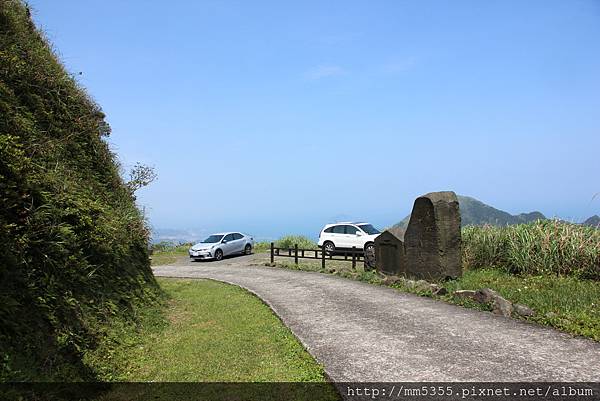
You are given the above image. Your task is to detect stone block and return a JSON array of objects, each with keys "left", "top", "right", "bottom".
[
  {"left": 375, "top": 230, "right": 406, "bottom": 275},
  {"left": 404, "top": 191, "right": 462, "bottom": 280}
]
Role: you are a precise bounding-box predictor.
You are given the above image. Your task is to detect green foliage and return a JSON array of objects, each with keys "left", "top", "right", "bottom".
[
  {"left": 462, "top": 220, "right": 600, "bottom": 279},
  {"left": 253, "top": 241, "right": 272, "bottom": 253},
  {"left": 0, "top": 1, "right": 160, "bottom": 380}
]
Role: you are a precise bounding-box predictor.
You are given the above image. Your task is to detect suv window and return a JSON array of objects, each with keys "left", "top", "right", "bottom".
[
  {"left": 332, "top": 225, "right": 345, "bottom": 234},
  {"left": 232, "top": 233, "right": 243, "bottom": 240},
  {"left": 358, "top": 224, "right": 380, "bottom": 235},
  {"left": 345, "top": 225, "right": 358, "bottom": 235},
  {"left": 223, "top": 234, "right": 234, "bottom": 242},
  {"left": 324, "top": 227, "right": 334, "bottom": 233}
]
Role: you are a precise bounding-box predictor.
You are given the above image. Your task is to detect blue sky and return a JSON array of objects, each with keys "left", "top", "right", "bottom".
[{"left": 29, "top": 0, "right": 600, "bottom": 239}]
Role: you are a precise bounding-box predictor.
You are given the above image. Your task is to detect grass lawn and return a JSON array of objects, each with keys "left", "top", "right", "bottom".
[
  {"left": 91, "top": 278, "right": 328, "bottom": 382},
  {"left": 84, "top": 278, "right": 339, "bottom": 400}
]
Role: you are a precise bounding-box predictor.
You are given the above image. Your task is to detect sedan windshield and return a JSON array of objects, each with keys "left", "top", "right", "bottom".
[
  {"left": 201, "top": 235, "right": 223, "bottom": 243},
  {"left": 358, "top": 224, "right": 380, "bottom": 235}
]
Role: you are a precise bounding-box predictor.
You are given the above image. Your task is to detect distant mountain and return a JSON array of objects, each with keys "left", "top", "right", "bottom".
[
  {"left": 390, "top": 195, "right": 546, "bottom": 233},
  {"left": 583, "top": 215, "right": 600, "bottom": 228}
]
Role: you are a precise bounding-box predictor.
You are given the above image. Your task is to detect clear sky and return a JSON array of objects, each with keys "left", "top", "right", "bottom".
[{"left": 29, "top": 0, "right": 600, "bottom": 239}]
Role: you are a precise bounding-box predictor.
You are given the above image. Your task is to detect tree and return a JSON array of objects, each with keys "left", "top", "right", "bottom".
[{"left": 126, "top": 163, "right": 157, "bottom": 194}]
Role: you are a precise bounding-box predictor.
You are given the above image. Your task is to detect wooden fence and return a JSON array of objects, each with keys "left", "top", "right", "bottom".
[{"left": 269, "top": 243, "right": 366, "bottom": 269}]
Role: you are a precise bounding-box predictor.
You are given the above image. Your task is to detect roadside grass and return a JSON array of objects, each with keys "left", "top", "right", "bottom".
[
  {"left": 442, "top": 269, "right": 600, "bottom": 341},
  {"left": 463, "top": 220, "right": 600, "bottom": 279},
  {"left": 254, "top": 241, "right": 272, "bottom": 253},
  {"left": 88, "top": 278, "right": 330, "bottom": 383},
  {"left": 255, "top": 236, "right": 317, "bottom": 254},
  {"left": 150, "top": 243, "right": 190, "bottom": 266},
  {"left": 266, "top": 256, "right": 600, "bottom": 341}
]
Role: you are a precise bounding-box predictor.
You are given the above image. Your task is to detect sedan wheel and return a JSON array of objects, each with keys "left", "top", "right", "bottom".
[
  {"left": 244, "top": 244, "right": 252, "bottom": 255},
  {"left": 215, "top": 249, "right": 223, "bottom": 261}
]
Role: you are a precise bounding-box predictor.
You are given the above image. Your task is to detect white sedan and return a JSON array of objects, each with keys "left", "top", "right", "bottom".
[{"left": 189, "top": 232, "right": 254, "bottom": 261}]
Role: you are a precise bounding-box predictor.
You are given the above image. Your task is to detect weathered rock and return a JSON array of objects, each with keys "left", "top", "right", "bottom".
[
  {"left": 387, "top": 225, "right": 406, "bottom": 241},
  {"left": 414, "top": 280, "right": 432, "bottom": 292},
  {"left": 453, "top": 290, "right": 477, "bottom": 299},
  {"left": 382, "top": 275, "right": 404, "bottom": 286},
  {"left": 404, "top": 191, "right": 462, "bottom": 280},
  {"left": 513, "top": 303, "right": 535, "bottom": 317},
  {"left": 428, "top": 283, "right": 448, "bottom": 295},
  {"left": 464, "top": 287, "right": 514, "bottom": 317},
  {"left": 429, "top": 283, "right": 442, "bottom": 292},
  {"left": 492, "top": 296, "right": 513, "bottom": 317},
  {"left": 432, "top": 286, "right": 448, "bottom": 296},
  {"left": 474, "top": 288, "right": 499, "bottom": 304},
  {"left": 375, "top": 230, "right": 406, "bottom": 275}
]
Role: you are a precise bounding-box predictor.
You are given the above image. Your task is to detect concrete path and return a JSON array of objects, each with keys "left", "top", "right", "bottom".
[{"left": 152, "top": 255, "right": 600, "bottom": 382}]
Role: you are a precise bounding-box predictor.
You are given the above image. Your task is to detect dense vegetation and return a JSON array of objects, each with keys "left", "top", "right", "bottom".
[
  {"left": 0, "top": 1, "right": 160, "bottom": 380},
  {"left": 462, "top": 220, "right": 600, "bottom": 280}
]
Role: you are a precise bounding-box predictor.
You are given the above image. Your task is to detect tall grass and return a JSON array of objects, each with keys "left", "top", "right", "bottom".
[
  {"left": 275, "top": 235, "right": 318, "bottom": 250},
  {"left": 462, "top": 220, "right": 600, "bottom": 279}
]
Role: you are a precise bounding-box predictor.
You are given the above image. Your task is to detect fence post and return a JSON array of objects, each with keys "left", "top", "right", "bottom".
[
  {"left": 321, "top": 247, "right": 325, "bottom": 269},
  {"left": 294, "top": 244, "right": 299, "bottom": 265},
  {"left": 270, "top": 242, "right": 274, "bottom": 264},
  {"left": 352, "top": 246, "right": 356, "bottom": 269}
]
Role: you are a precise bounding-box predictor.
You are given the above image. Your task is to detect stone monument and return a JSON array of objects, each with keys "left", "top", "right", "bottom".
[
  {"left": 375, "top": 230, "right": 406, "bottom": 275},
  {"left": 404, "top": 191, "right": 462, "bottom": 280}
]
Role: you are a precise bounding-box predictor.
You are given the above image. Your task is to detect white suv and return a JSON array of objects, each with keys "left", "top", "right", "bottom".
[{"left": 318, "top": 222, "right": 381, "bottom": 254}]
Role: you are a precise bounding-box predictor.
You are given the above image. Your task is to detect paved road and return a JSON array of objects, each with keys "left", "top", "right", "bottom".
[{"left": 153, "top": 254, "right": 600, "bottom": 382}]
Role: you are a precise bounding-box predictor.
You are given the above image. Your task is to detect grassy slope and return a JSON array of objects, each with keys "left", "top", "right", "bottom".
[{"left": 0, "top": 1, "right": 160, "bottom": 380}]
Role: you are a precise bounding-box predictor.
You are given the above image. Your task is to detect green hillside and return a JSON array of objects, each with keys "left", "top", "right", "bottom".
[
  {"left": 583, "top": 215, "right": 600, "bottom": 228},
  {"left": 0, "top": 1, "right": 160, "bottom": 380},
  {"left": 391, "top": 195, "right": 546, "bottom": 232}
]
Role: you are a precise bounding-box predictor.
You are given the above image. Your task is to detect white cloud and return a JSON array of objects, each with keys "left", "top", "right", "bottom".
[{"left": 305, "top": 65, "right": 346, "bottom": 80}]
